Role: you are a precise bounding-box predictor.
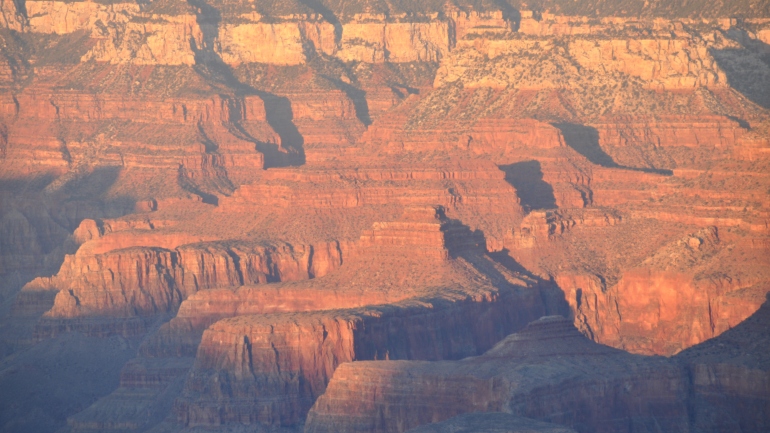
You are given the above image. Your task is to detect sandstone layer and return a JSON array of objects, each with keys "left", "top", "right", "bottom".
[
  {"left": 307, "top": 311, "right": 770, "bottom": 432},
  {"left": 306, "top": 316, "right": 691, "bottom": 433},
  {"left": 0, "top": 1, "right": 769, "bottom": 433}
]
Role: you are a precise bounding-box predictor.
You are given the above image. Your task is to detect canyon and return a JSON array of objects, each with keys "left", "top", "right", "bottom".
[{"left": 0, "top": 0, "right": 769, "bottom": 432}]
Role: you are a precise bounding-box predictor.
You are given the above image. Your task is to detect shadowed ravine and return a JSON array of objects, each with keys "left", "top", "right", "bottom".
[{"left": 189, "top": 0, "right": 306, "bottom": 167}]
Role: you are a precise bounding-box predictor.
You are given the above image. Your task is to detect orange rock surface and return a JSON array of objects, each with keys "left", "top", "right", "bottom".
[
  {"left": 1, "top": 1, "right": 769, "bottom": 432},
  {"left": 306, "top": 316, "right": 691, "bottom": 433}
]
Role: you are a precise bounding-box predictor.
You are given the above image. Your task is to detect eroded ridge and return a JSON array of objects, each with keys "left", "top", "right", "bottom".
[
  {"left": 304, "top": 316, "right": 716, "bottom": 433},
  {"left": 1, "top": 0, "right": 770, "bottom": 432}
]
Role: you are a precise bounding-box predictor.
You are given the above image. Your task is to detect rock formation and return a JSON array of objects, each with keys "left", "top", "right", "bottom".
[
  {"left": 0, "top": 0, "right": 769, "bottom": 432},
  {"left": 306, "top": 316, "right": 691, "bottom": 433},
  {"left": 307, "top": 311, "right": 770, "bottom": 433}
]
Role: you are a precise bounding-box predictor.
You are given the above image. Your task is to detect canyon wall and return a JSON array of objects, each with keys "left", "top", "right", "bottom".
[
  {"left": 28, "top": 223, "right": 346, "bottom": 336},
  {"left": 1, "top": 1, "right": 769, "bottom": 433},
  {"left": 306, "top": 317, "right": 691, "bottom": 433},
  {"left": 177, "top": 289, "right": 550, "bottom": 427},
  {"left": 307, "top": 312, "right": 770, "bottom": 432}
]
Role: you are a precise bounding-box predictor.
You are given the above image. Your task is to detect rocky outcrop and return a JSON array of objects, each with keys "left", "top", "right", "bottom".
[
  {"left": 61, "top": 208, "right": 514, "bottom": 432},
  {"left": 555, "top": 227, "right": 770, "bottom": 355},
  {"left": 42, "top": 205, "right": 551, "bottom": 432},
  {"left": 65, "top": 356, "right": 194, "bottom": 432},
  {"left": 1, "top": 89, "right": 270, "bottom": 181},
  {"left": 307, "top": 309, "right": 770, "bottom": 432},
  {"left": 305, "top": 316, "right": 690, "bottom": 433},
  {"left": 335, "top": 22, "right": 449, "bottom": 63},
  {"left": 164, "top": 207, "right": 564, "bottom": 429},
  {"left": 176, "top": 290, "right": 552, "bottom": 428},
  {"left": 435, "top": 32, "right": 729, "bottom": 90},
  {"left": 88, "top": 15, "right": 451, "bottom": 66},
  {"left": 1, "top": 2, "right": 769, "bottom": 432},
  {"left": 221, "top": 160, "right": 524, "bottom": 248},
  {"left": 2, "top": 0, "right": 454, "bottom": 66},
  {"left": 569, "top": 38, "right": 727, "bottom": 90},
  {"left": 31, "top": 232, "right": 345, "bottom": 337},
  {"left": 24, "top": 1, "right": 137, "bottom": 35},
  {"left": 364, "top": 116, "right": 567, "bottom": 158},
  {"left": 83, "top": 13, "right": 201, "bottom": 66},
  {"left": 0, "top": 201, "right": 71, "bottom": 299},
  {"left": 590, "top": 115, "right": 745, "bottom": 168}
]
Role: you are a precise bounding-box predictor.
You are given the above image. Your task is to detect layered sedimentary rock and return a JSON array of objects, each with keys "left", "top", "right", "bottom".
[
  {"left": 58, "top": 206, "right": 563, "bottom": 432},
  {"left": 222, "top": 160, "right": 522, "bottom": 215},
  {"left": 170, "top": 206, "right": 563, "bottom": 428},
  {"left": 555, "top": 227, "right": 770, "bottom": 355},
  {"left": 0, "top": 196, "right": 72, "bottom": 299},
  {"left": 308, "top": 309, "right": 770, "bottom": 433},
  {"left": 1, "top": 86, "right": 272, "bottom": 185},
  {"left": 435, "top": 32, "right": 730, "bottom": 90},
  {"left": 1, "top": 1, "right": 770, "bottom": 432},
  {"left": 30, "top": 230, "right": 345, "bottom": 337},
  {"left": 6, "top": 0, "right": 454, "bottom": 66},
  {"left": 305, "top": 316, "right": 690, "bottom": 433},
  {"left": 177, "top": 295, "right": 541, "bottom": 428}
]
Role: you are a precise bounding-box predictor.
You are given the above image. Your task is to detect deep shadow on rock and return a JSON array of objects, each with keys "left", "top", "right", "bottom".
[
  {"left": 712, "top": 29, "right": 770, "bottom": 109},
  {"left": 677, "top": 291, "right": 770, "bottom": 433},
  {"left": 188, "top": 0, "right": 306, "bottom": 167},
  {"left": 554, "top": 123, "right": 673, "bottom": 175},
  {"left": 0, "top": 332, "right": 140, "bottom": 433},
  {"left": 499, "top": 161, "right": 557, "bottom": 211},
  {"left": 305, "top": 316, "right": 691, "bottom": 433}
]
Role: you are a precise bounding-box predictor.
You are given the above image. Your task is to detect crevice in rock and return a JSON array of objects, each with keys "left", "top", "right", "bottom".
[
  {"left": 177, "top": 164, "right": 218, "bottom": 205},
  {"left": 494, "top": 0, "right": 522, "bottom": 31},
  {"left": 224, "top": 248, "right": 245, "bottom": 286},
  {"left": 187, "top": 0, "right": 306, "bottom": 167},
  {"left": 299, "top": 0, "right": 342, "bottom": 47},
  {"left": 309, "top": 55, "right": 372, "bottom": 127}
]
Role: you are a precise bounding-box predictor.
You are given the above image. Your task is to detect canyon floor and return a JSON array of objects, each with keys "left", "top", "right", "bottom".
[{"left": 0, "top": 0, "right": 769, "bottom": 432}]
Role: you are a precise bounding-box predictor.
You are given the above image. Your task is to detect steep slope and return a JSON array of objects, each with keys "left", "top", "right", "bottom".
[
  {"left": 305, "top": 316, "right": 691, "bottom": 433},
  {"left": 66, "top": 206, "right": 565, "bottom": 432},
  {"left": 0, "top": 1, "right": 768, "bottom": 432}
]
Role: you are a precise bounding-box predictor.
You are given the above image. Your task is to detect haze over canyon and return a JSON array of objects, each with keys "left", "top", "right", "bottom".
[{"left": 0, "top": 0, "right": 769, "bottom": 432}]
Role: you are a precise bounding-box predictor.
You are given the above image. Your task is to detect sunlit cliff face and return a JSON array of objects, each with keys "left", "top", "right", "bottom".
[{"left": 0, "top": 0, "right": 769, "bottom": 432}]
